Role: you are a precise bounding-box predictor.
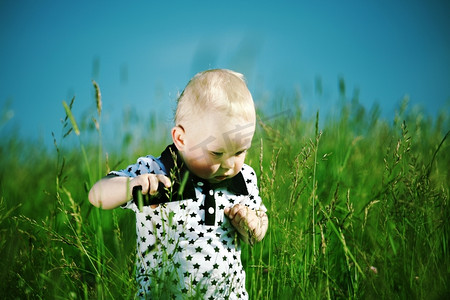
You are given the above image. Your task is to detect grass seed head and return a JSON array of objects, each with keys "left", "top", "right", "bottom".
[{"left": 92, "top": 80, "right": 102, "bottom": 117}]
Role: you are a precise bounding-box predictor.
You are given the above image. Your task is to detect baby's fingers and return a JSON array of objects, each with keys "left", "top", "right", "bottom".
[
  {"left": 157, "top": 174, "right": 172, "bottom": 189},
  {"left": 148, "top": 175, "right": 170, "bottom": 195},
  {"left": 131, "top": 174, "right": 171, "bottom": 196},
  {"left": 246, "top": 217, "right": 259, "bottom": 232},
  {"left": 224, "top": 204, "right": 246, "bottom": 220}
]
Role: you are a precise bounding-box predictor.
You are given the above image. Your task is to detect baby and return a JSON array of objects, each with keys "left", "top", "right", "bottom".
[{"left": 89, "top": 69, "right": 268, "bottom": 299}]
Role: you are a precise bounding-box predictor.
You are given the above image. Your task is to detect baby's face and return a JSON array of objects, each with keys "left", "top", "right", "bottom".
[{"left": 180, "top": 113, "right": 255, "bottom": 183}]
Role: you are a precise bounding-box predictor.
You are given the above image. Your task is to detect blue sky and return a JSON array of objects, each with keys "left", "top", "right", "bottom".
[{"left": 1, "top": 0, "right": 449, "bottom": 146}]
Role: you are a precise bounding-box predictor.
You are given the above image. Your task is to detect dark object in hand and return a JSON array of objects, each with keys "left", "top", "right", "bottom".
[{"left": 132, "top": 183, "right": 170, "bottom": 210}]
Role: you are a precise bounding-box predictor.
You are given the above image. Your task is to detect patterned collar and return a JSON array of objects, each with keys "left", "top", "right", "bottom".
[{"left": 159, "top": 144, "right": 249, "bottom": 201}]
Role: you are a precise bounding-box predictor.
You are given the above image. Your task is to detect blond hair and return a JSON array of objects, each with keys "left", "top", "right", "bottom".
[{"left": 175, "top": 69, "right": 255, "bottom": 125}]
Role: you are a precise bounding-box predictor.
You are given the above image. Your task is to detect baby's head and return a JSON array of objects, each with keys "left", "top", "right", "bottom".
[
  {"left": 172, "top": 69, "right": 256, "bottom": 183},
  {"left": 174, "top": 69, "right": 255, "bottom": 125}
]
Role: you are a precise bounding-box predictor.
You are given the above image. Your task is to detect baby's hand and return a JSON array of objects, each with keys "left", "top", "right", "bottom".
[
  {"left": 130, "top": 174, "right": 171, "bottom": 208},
  {"left": 224, "top": 204, "right": 268, "bottom": 245}
]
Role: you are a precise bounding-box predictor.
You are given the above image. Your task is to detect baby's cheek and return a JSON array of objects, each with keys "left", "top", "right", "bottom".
[
  {"left": 234, "top": 159, "right": 245, "bottom": 174},
  {"left": 190, "top": 159, "right": 219, "bottom": 178}
]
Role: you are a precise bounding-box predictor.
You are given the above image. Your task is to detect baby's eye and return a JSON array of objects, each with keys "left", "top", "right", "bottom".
[
  {"left": 236, "top": 150, "right": 247, "bottom": 156},
  {"left": 210, "top": 151, "right": 223, "bottom": 157}
]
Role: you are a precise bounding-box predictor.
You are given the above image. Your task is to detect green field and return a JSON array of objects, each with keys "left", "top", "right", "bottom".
[{"left": 1, "top": 84, "right": 449, "bottom": 299}]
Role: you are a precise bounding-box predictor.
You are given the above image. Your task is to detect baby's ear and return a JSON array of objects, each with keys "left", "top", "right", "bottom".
[{"left": 172, "top": 125, "right": 186, "bottom": 150}]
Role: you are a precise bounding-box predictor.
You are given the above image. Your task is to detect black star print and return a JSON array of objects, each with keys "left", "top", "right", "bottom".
[{"left": 120, "top": 152, "right": 262, "bottom": 297}]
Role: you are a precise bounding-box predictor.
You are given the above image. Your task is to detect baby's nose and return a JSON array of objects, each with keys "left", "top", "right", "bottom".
[{"left": 221, "top": 156, "right": 235, "bottom": 169}]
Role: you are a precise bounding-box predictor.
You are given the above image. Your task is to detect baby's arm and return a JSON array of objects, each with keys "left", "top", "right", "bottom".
[
  {"left": 224, "top": 204, "right": 269, "bottom": 245},
  {"left": 88, "top": 174, "right": 171, "bottom": 210}
]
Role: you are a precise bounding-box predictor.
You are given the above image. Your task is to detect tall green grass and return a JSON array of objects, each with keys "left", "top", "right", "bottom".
[{"left": 0, "top": 83, "right": 449, "bottom": 299}]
